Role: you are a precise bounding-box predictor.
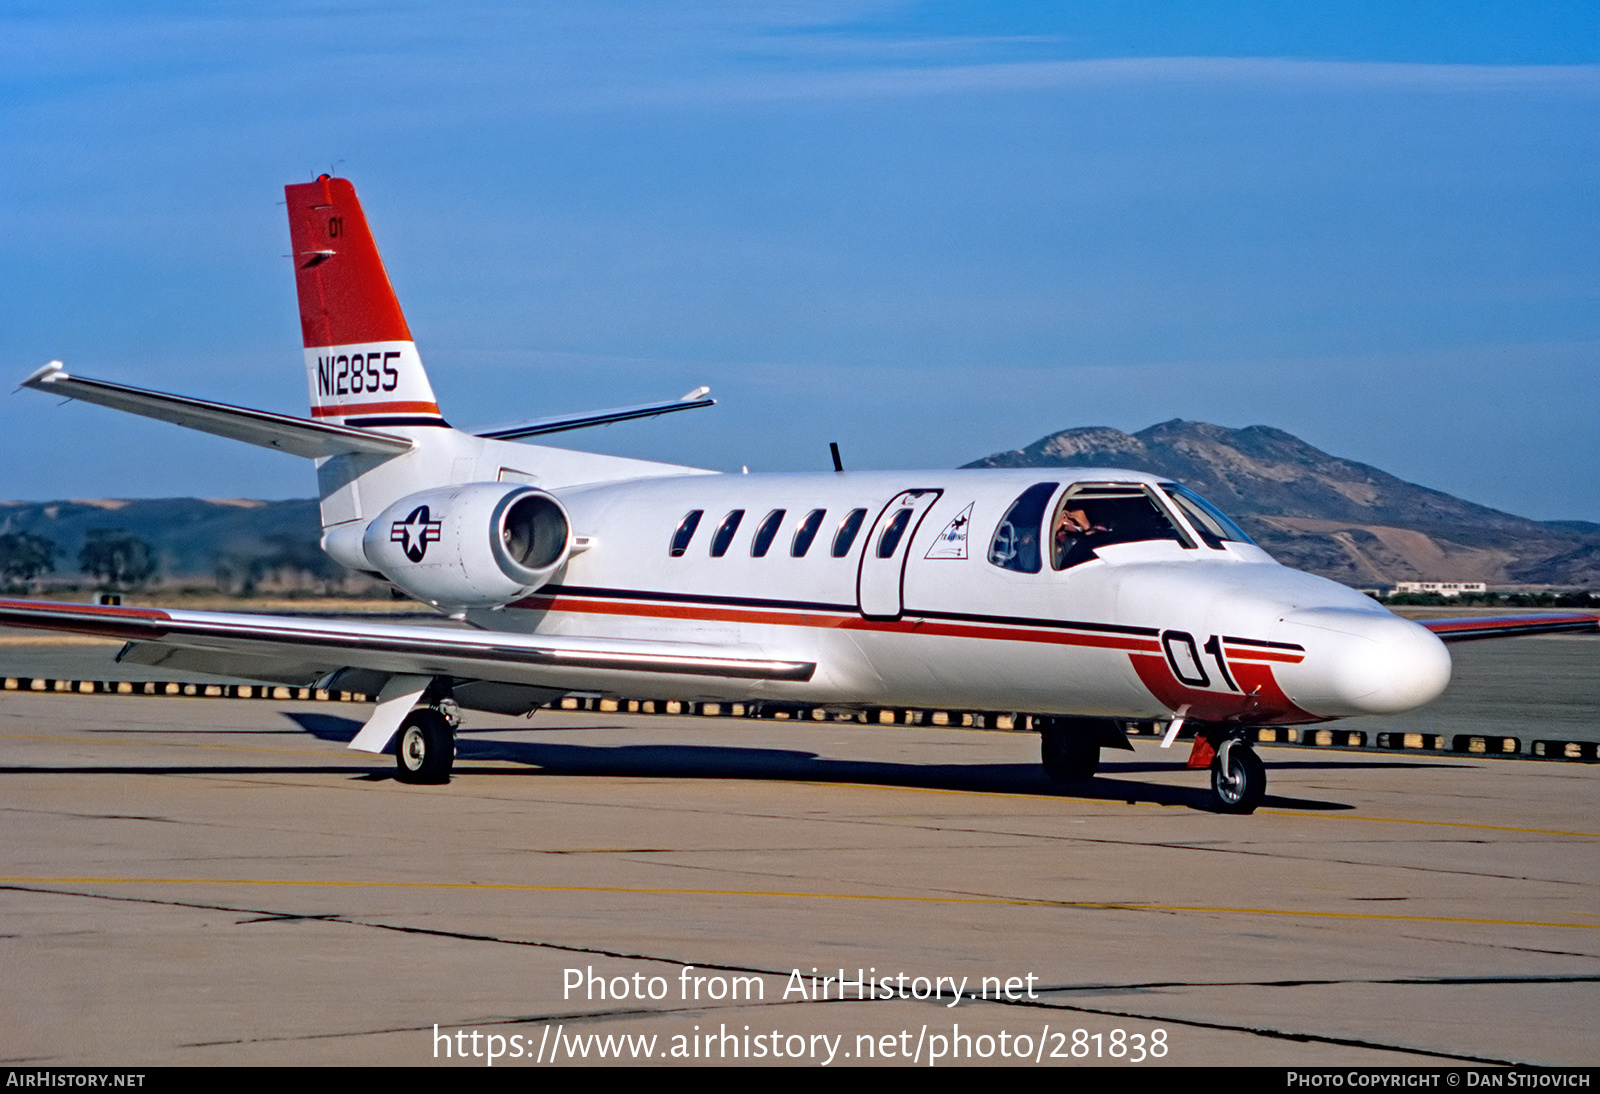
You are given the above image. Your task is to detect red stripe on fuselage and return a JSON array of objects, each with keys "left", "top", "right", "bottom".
[
  {"left": 1223, "top": 647, "right": 1304, "bottom": 665},
  {"left": 513, "top": 593, "right": 1162, "bottom": 653}
]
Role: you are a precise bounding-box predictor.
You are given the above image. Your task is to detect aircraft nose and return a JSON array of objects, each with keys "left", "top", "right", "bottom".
[{"left": 1277, "top": 609, "right": 1452, "bottom": 717}]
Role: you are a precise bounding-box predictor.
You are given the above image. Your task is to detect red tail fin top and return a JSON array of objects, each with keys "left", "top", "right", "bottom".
[{"left": 285, "top": 176, "right": 413, "bottom": 348}]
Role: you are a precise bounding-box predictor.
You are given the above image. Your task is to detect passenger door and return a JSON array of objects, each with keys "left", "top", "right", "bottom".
[{"left": 857, "top": 489, "right": 943, "bottom": 619}]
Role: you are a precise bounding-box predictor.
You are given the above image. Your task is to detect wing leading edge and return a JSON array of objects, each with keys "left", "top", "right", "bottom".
[
  {"left": 20, "top": 362, "right": 412, "bottom": 459},
  {"left": 1418, "top": 613, "right": 1599, "bottom": 642},
  {"left": 0, "top": 598, "right": 816, "bottom": 687}
]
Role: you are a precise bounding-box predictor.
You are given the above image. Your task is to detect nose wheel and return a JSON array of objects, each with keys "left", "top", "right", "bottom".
[
  {"left": 395, "top": 708, "right": 455, "bottom": 784},
  {"left": 1209, "top": 737, "right": 1265, "bottom": 814}
]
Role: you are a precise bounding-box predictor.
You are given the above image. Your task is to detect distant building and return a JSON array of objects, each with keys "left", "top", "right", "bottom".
[{"left": 1393, "top": 581, "right": 1486, "bottom": 598}]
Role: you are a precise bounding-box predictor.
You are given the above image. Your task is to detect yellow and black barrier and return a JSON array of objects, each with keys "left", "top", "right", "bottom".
[
  {"left": 3, "top": 677, "right": 367, "bottom": 702},
  {"left": 5, "top": 677, "right": 1595, "bottom": 762}
]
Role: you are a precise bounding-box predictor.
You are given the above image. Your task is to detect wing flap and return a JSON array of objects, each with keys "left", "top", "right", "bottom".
[
  {"left": 115, "top": 641, "right": 342, "bottom": 686},
  {"left": 21, "top": 362, "right": 412, "bottom": 459},
  {"left": 0, "top": 598, "right": 815, "bottom": 685},
  {"left": 1419, "top": 613, "right": 1599, "bottom": 643}
]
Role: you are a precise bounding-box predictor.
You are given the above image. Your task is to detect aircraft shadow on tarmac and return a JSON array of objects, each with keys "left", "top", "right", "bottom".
[{"left": 279, "top": 713, "right": 1356, "bottom": 813}]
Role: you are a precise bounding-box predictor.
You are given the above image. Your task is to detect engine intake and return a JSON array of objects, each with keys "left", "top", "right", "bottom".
[{"left": 361, "top": 483, "right": 572, "bottom": 609}]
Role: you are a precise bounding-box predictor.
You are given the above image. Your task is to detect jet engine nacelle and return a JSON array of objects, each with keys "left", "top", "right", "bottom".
[{"left": 361, "top": 483, "right": 572, "bottom": 609}]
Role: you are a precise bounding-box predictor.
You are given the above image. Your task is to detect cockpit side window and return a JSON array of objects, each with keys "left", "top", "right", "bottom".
[
  {"left": 1160, "top": 482, "right": 1255, "bottom": 548},
  {"left": 1050, "top": 484, "right": 1190, "bottom": 571},
  {"left": 988, "top": 482, "right": 1059, "bottom": 574}
]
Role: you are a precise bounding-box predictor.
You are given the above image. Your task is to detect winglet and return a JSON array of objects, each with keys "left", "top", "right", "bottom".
[{"left": 18, "top": 360, "right": 66, "bottom": 392}]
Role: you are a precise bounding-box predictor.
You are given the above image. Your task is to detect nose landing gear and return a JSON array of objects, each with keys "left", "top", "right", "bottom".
[{"left": 1209, "top": 734, "right": 1265, "bottom": 814}]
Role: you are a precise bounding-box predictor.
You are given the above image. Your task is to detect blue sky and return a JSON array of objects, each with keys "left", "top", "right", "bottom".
[{"left": 2, "top": 2, "right": 1596, "bottom": 519}]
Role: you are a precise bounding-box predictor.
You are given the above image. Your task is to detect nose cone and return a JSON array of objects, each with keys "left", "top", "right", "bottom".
[{"left": 1277, "top": 609, "right": 1452, "bottom": 717}]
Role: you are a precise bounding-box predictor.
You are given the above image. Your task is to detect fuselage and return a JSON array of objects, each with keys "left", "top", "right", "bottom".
[{"left": 450, "top": 465, "right": 1452, "bottom": 724}]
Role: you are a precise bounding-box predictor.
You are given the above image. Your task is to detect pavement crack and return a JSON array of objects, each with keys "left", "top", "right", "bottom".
[
  {"left": 981, "top": 994, "right": 1529, "bottom": 1066},
  {"left": 1031, "top": 973, "right": 1600, "bottom": 992},
  {"left": 0, "top": 882, "right": 789, "bottom": 979}
]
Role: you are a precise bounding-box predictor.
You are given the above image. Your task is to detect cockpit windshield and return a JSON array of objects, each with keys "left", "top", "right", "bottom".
[
  {"left": 1049, "top": 483, "right": 1190, "bottom": 570},
  {"left": 1159, "top": 482, "right": 1255, "bottom": 548}
]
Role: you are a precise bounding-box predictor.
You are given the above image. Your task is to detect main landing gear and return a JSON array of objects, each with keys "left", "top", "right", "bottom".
[
  {"left": 395, "top": 705, "right": 457, "bottom": 784},
  {"left": 1038, "top": 717, "right": 1104, "bottom": 784},
  {"left": 1207, "top": 733, "right": 1266, "bottom": 815}
]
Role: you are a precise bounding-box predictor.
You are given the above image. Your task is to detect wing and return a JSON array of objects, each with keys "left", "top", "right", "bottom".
[
  {"left": 0, "top": 598, "right": 813, "bottom": 683},
  {"left": 0, "top": 598, "right": 814, "bottom": 753},
  {"left": 1418, "top": 612, "right": 1599, "bottom": 642}
]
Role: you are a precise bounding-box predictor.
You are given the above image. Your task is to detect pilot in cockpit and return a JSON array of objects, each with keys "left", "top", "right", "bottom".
[{"left": 1053, "top": 505, "right": 1109, "bottom": 570}]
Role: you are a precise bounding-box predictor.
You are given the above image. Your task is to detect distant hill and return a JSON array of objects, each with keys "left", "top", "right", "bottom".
[
  {"left": 0, "top": 498, "right": 340, "bottom": 590},
  {"left": 965, "top": 420, "right": 1600, "bottom": 588}
]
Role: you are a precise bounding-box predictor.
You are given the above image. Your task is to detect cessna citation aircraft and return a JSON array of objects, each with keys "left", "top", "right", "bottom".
[{"left": 6, "top": 177, "right": 1595, "bottom": 813}]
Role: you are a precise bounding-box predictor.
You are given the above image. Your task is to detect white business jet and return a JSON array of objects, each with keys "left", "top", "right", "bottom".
[{"left": 6, "top": 177, "right": 1593, "bottom": 813}]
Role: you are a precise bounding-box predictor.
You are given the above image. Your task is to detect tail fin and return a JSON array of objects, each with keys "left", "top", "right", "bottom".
[{"left": 285, "top": 176, "right": 445, "bottom": 429}]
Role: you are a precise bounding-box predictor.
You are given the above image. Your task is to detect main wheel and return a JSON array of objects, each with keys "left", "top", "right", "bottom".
[
  {"left": 1041, "top": 726, "right": 1100, "bottom": 783},
  {"left": 395, "top": 708, "right": 454, "bottom": 784},
  {"left": 1210, "top": 740, "right": 1265, "bottom": 814}
]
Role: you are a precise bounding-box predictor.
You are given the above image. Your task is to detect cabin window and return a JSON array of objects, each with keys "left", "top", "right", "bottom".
[
  {"left": 792, "top": 509, "right": 825, "bottom": 557},
  {"left": 1050, "top": 484, "right": 1190, "bottom": 571},
  {"left": 876, "top": 508, "right": 914, "bottom": 558},
  {"left": 988, "top": 482, "right": 1059, "bottom": 573},
  {"left": 669, "top": 510, "right": 703, "bottom": 557},
  {"left": 1160, "top": 482, "right": 1255, "bottom": 548},
  {"left": 751, "top": 509, "right": 785, "bottom": 557},
  {"left": 831, "top": 508, "right": 868, "bottom": 557},
  {"left": 710, "top": 509, "right": 744, "bottom": 557}
]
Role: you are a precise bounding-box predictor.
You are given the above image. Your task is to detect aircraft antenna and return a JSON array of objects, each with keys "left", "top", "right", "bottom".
[{"left": 830, "top": 442, "right": 844, "bottom": 473}]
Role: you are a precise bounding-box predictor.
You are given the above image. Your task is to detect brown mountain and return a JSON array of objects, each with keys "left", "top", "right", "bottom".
[{"left": 964, "top": 420, "right": 1600, "bottom": 588}]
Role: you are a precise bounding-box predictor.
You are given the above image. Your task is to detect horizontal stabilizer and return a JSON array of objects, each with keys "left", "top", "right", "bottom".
[
  {"left": 1419, "top": 613, "right": 1599, "bottom": 643},
  {"left": 475, "top": 386, "right": 714, "bottom": 440},
  {"left": 0, "top": 598, "right": 816, "bottom": 686},
  {"left": 20, "top": 362, "right": 413, "bottom": 459}
]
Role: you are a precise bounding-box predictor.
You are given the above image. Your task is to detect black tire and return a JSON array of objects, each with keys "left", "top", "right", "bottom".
[
  {"left": 395, "top": 708, "right": 454, "bottom": 784},
  {"left": 1210, "top": 741, "right": 1265, "bottom": 814},
  {"left": 1041, "top": 726, "right": 1100, "bottom": 783}
]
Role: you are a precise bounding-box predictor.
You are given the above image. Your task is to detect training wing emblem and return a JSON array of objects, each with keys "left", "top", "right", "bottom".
[{"left": 925, "top": 502, "right": 974, "bottom": 560}]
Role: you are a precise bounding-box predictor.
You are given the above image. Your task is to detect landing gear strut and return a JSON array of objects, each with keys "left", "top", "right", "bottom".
[
  {"left": 1209, "top": 734, "right": 1265, "bottom": 814},
  {"left": 395, "top": 707, "right": 455, "bottom": 784}
]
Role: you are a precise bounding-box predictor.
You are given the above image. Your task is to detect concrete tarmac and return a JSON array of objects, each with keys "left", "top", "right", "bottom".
[{"left": 0, "top": 688, "right": 1596, "bottom": 1067}]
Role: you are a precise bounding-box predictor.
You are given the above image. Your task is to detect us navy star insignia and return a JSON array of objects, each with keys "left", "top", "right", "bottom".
[{"left": 391, "top": 505, "right": 442, "bottom": 562}]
